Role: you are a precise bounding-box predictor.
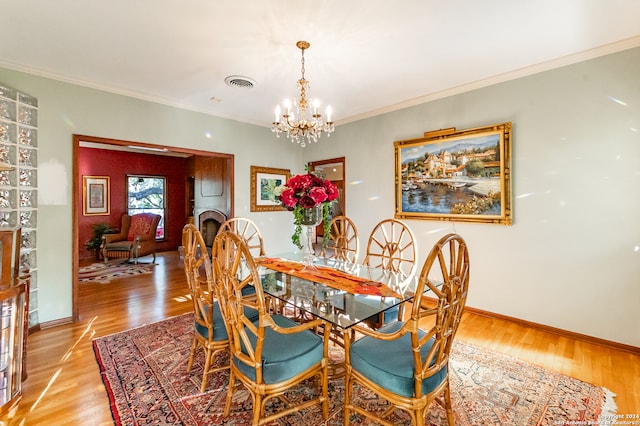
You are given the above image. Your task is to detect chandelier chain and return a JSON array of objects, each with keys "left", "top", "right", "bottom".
[
  {"left": 298, "top": 47, "right": 308, "bottom": 113},
  {"left": 300, "top": 46, "right": 305, "bottom": 80}
]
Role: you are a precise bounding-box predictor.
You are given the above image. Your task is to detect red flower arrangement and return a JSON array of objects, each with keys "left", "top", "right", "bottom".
[
  {"left": 276, "top": 172, "right": 339, "bottom": 249},
  {"left": 279, "top": 173, "right": 339, "bottom": 209}
]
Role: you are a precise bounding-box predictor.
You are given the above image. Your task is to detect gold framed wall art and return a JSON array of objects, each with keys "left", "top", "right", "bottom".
[
  {"left": 250, "top": 166, "right": 290, "bottom": 212},
  {"left": 394, "top": 122, "right": 512, "bottom": 225}
]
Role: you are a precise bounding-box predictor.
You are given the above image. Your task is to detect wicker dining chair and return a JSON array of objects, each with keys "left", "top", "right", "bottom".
[
  {"left": 363, "top": 218, "right": 417, "bottom": 278},
  {"left": 344, "top": 233, "right": 470, "bottom": 426},
  {"left": 181, "top": 223, "right": 230, "bottom": 392},
  {"left": 212, "top": 230, "right": 330, "bottom": 426},
  {"left": 218, "top": 216, "right": 272, "bottom": 309},
  {"left": 361, "top": 218, "right": 417, "bottom": 327},
  {"left": 321, "top": 215, "right": 360, "bottom": 263},
  {"left": 218, "top": 217, "right": 265, "bottom": 257}
]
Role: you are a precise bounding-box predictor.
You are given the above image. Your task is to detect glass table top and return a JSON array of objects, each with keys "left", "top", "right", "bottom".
[{"left": 256, "top": 255, "right": 422, "bottom": 329}]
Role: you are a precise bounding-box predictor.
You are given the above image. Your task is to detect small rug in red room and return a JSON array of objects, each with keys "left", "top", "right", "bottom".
[{"left": 79, "top": 262, "right": 155, "bottom": 284}]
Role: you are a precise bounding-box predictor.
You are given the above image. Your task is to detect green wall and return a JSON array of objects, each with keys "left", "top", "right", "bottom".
[
  {"left": 303, "top": 46, "right": 640, "bottom": 347},
  {"left": 2, "top": 45, "right": 639, "bottom": 346},
  {"left": 0, "top": 68, "right": 303, "bottom": 323}
]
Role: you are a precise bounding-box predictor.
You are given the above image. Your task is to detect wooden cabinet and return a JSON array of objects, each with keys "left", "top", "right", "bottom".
[
  {"left": 193, "top": 155, "right": 232, "bottom": 221},
  {"left": 185, "top": 175, "right": 195, "bottom": 221},
  {"left": 0, "top": 283, "right": 26, "bottom": 416},
  {"left": 0, "top": 228, "right": 27, "bottom": 417}
]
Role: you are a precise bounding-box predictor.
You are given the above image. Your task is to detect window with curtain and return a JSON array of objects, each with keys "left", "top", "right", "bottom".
[{"left": 127, "top": 175, "right": 166, "bottom": 239}]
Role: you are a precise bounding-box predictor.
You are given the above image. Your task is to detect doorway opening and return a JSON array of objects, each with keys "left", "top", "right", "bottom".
[
  {"left": 73, "top": 134, "right": 234, "bottom": 320},
  {"left": 308, "top": 157, "right": 345, "bottom": 242}
]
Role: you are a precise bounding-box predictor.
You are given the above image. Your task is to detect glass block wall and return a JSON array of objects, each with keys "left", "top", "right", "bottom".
[{"left": 0, "top": 82, "right": 38, "bottom": 327}]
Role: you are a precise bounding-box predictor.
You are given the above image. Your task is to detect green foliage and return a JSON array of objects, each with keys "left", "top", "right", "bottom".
[
  {"left": 291, "top": 207, "right": 303, "bottom": 249},
  {"left": 85, "top": 222, "right": 117, "bottom": 251},
  {"left": 465, "top": 159, "right": 485, "bottom": 177},
  {"left": 128, "top": 177, "right": 165, "bottom": 209},
  {"left": 290, "top": 203, "right": 333, "bottom": 250}
]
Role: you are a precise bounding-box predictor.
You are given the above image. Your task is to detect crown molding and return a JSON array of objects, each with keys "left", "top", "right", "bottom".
[
  {"left": 338, "top": 35, "right": 640, "bottom": 126},
  {"left": 2, "top": 35, "right": 639, "bottom": 128}
]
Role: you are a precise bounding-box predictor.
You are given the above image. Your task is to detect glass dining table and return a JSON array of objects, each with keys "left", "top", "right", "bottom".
[{"left": 254, "top": 254, "right": 422, "bottom": 330}]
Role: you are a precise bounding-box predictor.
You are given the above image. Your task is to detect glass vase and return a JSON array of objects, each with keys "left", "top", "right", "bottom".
[{"left": 300, "top": 205, "right": 323, "bottom": 267}]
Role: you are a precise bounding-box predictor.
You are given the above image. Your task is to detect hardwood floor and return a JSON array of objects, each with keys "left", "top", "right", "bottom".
[
  {"left": 4, "top": 251, "right": 639, "bottom": 425},
  {"left": 6, "top": 251, "right": 193, "bottom": 425}
]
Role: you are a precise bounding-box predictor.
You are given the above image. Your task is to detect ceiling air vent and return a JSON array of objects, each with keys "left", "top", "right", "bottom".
[{"left": 225, "top": 75, "right": 256, "bottom": 89}]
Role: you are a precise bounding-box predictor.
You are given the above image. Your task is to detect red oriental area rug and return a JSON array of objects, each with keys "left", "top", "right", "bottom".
[{"left": 92, "top": 313, "right": 616, "bottom": 425}]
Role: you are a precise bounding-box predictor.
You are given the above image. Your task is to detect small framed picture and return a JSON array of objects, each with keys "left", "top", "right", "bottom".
[
  {"left": 250, "top": 166, "right": 290, "bottom": 212},
  {"left": 83, "top": 175, "right": 110, "bottom": 215}
]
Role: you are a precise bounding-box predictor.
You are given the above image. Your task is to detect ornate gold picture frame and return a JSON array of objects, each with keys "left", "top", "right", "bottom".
[
  {"left": 394, "top": 122, "right": 512, "bottom": 225},
  {"left": 250, "top": 166, "right": 290, "bottom": 212}
]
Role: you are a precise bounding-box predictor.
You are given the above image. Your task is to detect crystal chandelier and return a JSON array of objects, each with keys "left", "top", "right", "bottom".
[{"left": 272, "top": 41, "right": 334, "bottom": 147}]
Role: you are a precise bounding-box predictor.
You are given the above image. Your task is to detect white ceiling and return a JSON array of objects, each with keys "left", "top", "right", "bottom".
[{"left": 2, "top": 0, "right": 640, "bottom": 128}]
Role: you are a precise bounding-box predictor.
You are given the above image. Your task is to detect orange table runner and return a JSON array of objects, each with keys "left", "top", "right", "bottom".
[{"left": 256, "top": 257, "right": 402, "bottom": 298}]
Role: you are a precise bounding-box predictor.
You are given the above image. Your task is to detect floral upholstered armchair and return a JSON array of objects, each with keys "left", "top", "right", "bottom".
[{"left": 101, "top": 213, "right": 161, "bottom": 264}]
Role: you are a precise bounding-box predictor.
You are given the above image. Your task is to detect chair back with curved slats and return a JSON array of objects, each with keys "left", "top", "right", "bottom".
[
  {"left": 363, "top": 218, "right": 417, "bottom": 279},
  {"left": 410, "top": 234, "right": 470, "bottom": 400},
  {"left": 218, "top": 217, "right": 265, "bottom": 257},
  {"left": 344, "top": 233, "right": 470, "bottom": 426},
  {"left": 322, "top": 215, "right": 359, "bottom": 263},
  {"left": 360, "top": 218, "right": 417, "bottom": 326},
  {"left": 181, "top": 224, "right": 229, "bottom": 392},
  {"left": 212, "top": 230, "right": 330, "bottom": 425},
  {"left": 182, "top": 224, "right": 212, "bottom": 291}
]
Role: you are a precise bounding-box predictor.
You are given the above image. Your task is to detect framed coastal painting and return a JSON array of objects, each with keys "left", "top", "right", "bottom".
[
  {"left": 394, "top": 122, "right": 512, "bottom": 225},
  {"left": 82, "top": 175, "right": 110, "bottom": 216},
  {"left": 250, "top": 166, "right": 290, "bottom": 212}
]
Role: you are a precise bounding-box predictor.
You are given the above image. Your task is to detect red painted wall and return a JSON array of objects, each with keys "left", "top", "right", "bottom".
[{"left": 78, "top": 147, "right": 189, "bottom": 260}]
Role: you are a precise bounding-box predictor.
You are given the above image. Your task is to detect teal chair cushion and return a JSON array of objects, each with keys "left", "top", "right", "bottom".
[
  {"left": 234, "top": 314, "right": 324, "bottom": 384},
  {"left": 241, "top": 285, "right": 256, "bottom": 297},
  {"left": 195, "top": 302, "right": 259, "bottom": 342},
  {"left": 354, "top": 295, "right": 399, "bottom": 325},
  {"left": 381, "top": 306, "right": 399, "bottom": 323},
  {"left": 349, "top": 321, "right": 447, "bottom": 398}
]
